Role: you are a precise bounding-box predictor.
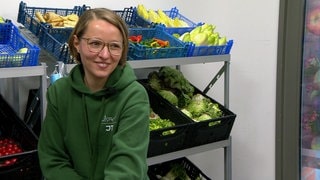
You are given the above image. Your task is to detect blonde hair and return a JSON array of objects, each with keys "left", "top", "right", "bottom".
[{"left": 68, "top": 8, "right": 129, "bottom": 66}]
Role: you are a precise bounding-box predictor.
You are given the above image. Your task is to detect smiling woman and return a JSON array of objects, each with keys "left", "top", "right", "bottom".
[{"left": 37, "top": 7, "right": 150, "bottom": 180}]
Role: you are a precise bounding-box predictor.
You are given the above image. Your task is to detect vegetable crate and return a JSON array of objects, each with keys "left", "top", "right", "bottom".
[
  {"left": 134, "top": 7, "right": 201, "bottom": 35},
  {"left": 17, "top": 1, "right": 89, "bottom": 36},
  {"left": 148, "top": 157, "right": 212, "bottom": 180},
  {"left": 183, "top": 86, "right": 236, "bottom": 148},
  {"left": 0, "top": 20, "right": 40, "bottom": 68},
  {"left": 0, "top": 94, "right": 42, "bottom": 179},
  {"left": 38, "top": 26, "right": 74, "bottom": 64},
  {"left": 114, "top": 7, "right": 152, "bottom": 28},
  {"left": 187, "top": 39, "right": 234, "bottom": 57},
  {"left": 128, "top": 27, "right": 189, "bottom": 60},
  {"left": 142, "top": 80, "right": 193, "bottom": 157},
  {"left": 141, "top": 78, "right": 236, "bottom": 148}
]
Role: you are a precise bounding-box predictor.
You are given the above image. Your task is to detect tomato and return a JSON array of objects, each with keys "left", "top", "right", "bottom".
[{"left": 0, "top": 137, "right": 23, "bottom": 167}]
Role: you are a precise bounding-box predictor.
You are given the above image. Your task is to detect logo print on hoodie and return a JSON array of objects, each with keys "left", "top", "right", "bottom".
[{"left": 101, "top": 115, "right": 115, "bottom": 132}]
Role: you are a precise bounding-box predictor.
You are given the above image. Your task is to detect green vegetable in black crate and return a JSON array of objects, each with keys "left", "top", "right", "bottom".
[
  {"left": 147, "top": 66, "right": 223, "bottom": 123},
  {"left": 149, "top": 109, "right": 176, "bottom": 135},
  {"left": 157, "top": 163, "right": 191, "bottom": 180},
  {"left": 148, "top": 66, "right": 195, "bottom": 108},
  {"left": 181, "top": 93, "right": 223, "bottom": 123}
]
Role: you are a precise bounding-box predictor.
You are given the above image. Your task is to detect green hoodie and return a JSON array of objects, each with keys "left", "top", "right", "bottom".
[{"left": 38, "top": 64, "right": 150, "bottom": 180}]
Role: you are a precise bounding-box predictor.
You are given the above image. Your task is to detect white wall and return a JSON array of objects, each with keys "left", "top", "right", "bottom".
[{"left": 1, "top": 0, "right": 280, "bottom": 179}]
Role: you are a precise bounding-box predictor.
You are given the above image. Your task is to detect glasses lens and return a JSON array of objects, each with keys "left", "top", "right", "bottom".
[
  {"left": 85, "top": 38, "right": 122, "bottom": 55},
  {"left": 108, "top": 42, "right": 122, "bottom": 55},
  {"left": 87, "top": 39, "right": 104, "bottom": 53}
]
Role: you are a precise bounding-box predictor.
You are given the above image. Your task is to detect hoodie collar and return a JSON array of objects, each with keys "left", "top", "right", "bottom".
[{"left": 68, "top": 63, "right": 137, "bottom": 97}]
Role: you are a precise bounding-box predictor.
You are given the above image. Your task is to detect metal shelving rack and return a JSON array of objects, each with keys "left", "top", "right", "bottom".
[
  {"left": 0, "top": 63, "right": 48, "bottom": 121},
  {"left": 133, "top": 55, "right": 231, "bottom": 180},
  {"left": 14, "top": 24, "right": 233, "bottom": 180}
]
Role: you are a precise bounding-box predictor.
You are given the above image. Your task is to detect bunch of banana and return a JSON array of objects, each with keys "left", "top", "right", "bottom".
[
  {"left": 136, "top": 4, "right": 189, "bottom": 27},
  {"left": 35, "top": 11, "right": 79, "bottom": 28},
  {"left": 0, "top": 16, "right": 5, "bottom": 23}
]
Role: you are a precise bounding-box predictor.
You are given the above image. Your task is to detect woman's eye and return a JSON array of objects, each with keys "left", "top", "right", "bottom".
[{"left": 110, "top": 43, "right": 121, "bottom": 49}]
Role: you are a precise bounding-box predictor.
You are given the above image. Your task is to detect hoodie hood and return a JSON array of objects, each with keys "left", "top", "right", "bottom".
[{"left": 68, "top": 64, "right": 137, "bottom": 97}]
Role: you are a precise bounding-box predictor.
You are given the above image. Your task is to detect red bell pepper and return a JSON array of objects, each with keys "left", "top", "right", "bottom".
[{"left": 129, "top": 35, "right": 142, "bottom": 43}]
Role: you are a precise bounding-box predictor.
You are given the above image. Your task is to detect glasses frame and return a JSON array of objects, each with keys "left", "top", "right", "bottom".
[{"left": 81, "top": 37, "right": 123, "bottom": 56}]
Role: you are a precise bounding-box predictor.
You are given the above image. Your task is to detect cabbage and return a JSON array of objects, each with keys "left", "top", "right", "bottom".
[{"left": 158, "top": 90, "right": 178, "bottom": 106}]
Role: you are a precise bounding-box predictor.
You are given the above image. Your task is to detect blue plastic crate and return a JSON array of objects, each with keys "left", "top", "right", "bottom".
[
  {"left": 187, "top": 40, "right": 234, "bottom": 57},
  {"left": 17, "top": 1, "right": 89, "bottom": 36},
  {"left": 114, "top": 7, "right": 152, "bottom": 28},
  {"left": 134, "top": 7, "right": 201, "bottom": 35},
  {"left": 0, "top": 21, "right": 40, "bottom": 68},
  {"left": 128, "top": 27, "right": 189, "bottom": 60},
  {"left": 38, "top": 27, "right": 74, "bottom": 64}
]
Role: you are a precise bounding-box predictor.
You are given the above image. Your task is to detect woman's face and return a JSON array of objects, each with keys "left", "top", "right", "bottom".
[{"left": 74, "top": 19, "right": 123, "bottom": 81}]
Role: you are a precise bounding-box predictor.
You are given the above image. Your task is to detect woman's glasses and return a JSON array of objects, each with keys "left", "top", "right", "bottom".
[{"left": 81, "top": 38, "right": 123, "bottom": 56}]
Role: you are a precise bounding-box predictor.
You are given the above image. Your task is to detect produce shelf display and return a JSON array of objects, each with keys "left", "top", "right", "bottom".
[{"left": 134, "top": 4, "right": 234, "bottom": 57}]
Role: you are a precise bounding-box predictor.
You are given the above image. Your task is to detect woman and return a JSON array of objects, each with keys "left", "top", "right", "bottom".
[{"left": 38, "top": 8, "right": 150, "bottom": 180}]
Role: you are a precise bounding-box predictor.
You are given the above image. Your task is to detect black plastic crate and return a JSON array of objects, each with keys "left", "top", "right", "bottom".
[
  {"left": 0, "top": 94, "right": 42, "bottom": 180},
  {"left": 183, "top": 86, "right": 236, "bottom": 147},
  {"left": 145, "top": 81, "right": 193, "bottom": 157},
  {"left": 141, "top": 78, "right": 236, "bottom": 148},
  {"left": 148, "top": 157, "right": 211, "bottom": 180}
]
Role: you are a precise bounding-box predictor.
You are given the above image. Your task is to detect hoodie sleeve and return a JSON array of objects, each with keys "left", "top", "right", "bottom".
[
  {"left": 104, "top": 82, "right": 150, "bottom": 180},
  {"left": 38, "top": 86, "right": 85, "bottom": 180}
]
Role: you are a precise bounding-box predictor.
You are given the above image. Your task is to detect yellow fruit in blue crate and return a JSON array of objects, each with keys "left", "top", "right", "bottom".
[
  {"left": 208, "top": 33, "right": 219, "bottom": 46},
  {"left": 179, "top": 32, "right": 191, "bottom": 42},
  {"left": 172, "top": 33, "right": 180, "bottom": 38},
  {"left": 17, "top": 48, "right": 28, "bottom": 53},
  {"left": 192, "top": 33, "right": 208, "bottom": 46},
  {"left": 0, "top": 16, "right": 5, "bottom": 23},
  {"left": 201, "top": 23, "right": 216, "bottom": 32},
  {"left": 148, "top": 9, "right": 160, "bottom": 23},
  {"left": 173, "top": 18, "right": 188, "bottom": 27},
  {"left": 137, "top": 4, "right": 149, "bottom": 20},
  {"left": 218, "top": 36, "right": 227, "bottom": 46},
  {"left": 157, "top": 9, "right": 168, "bottom": 21}
]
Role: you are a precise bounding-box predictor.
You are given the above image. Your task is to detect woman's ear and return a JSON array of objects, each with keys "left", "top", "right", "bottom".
[{"left": 73, "top": 35, "right": 80, "bottom": 53}]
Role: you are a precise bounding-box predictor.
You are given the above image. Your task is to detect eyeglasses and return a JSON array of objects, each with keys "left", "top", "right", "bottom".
[{"left": 81, "top": 37, "right": 123, "bottom": 56}]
